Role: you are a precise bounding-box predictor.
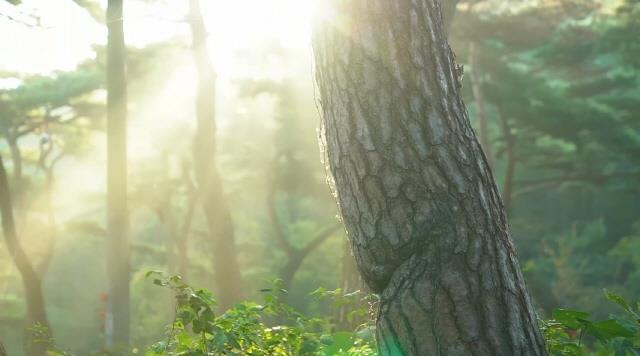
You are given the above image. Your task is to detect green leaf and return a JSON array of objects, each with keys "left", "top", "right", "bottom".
[
  {"left": 605, "top": 289, "right": 632, "bottom": 312},
  {"left": 192, "top": 319, "right": 203, "bottom": 334},
  {"left": 588, "top": 319, "right": 636, "bottom": 341},
  {"left": 145, "top": 270, "right": 163, "bottom": 278},
  {"left": 553, "top": 309, "right": 591, "bottom": 329},
  {"left": 322, "top": 331, "right": 354, "bottom": 354}
]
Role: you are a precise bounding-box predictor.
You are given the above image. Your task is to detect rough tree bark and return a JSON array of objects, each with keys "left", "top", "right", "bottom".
[
  {"left": 312, "top": 1, "right": 547, "bottom": 355},
  {"left": 0, "top": 156, "right": 50, "bottom": 356},
  {"left": 106, "top": 0, "right": 130, "bottom": 350},
  {"left": 188, "top": 0, "right": 243, "bottom": 310}
]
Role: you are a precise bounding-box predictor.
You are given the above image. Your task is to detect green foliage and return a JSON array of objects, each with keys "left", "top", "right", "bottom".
[
  {"left": 145, "top": 274, "right": 376, "bottom": 356},
  {"left": 542, "top": 290, "right": 640, "bottom": 355}
]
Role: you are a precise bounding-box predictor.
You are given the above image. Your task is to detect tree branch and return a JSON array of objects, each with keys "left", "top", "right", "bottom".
[{"left": 266, "top": 154, "right": 297, "bottom": 256}]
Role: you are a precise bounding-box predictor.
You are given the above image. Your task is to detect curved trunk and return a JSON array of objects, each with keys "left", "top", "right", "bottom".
[
  {"left": 312, "top": 1, "right": 546, "bottom": 355},
  {"left": 0, "top": 156, "right": 51, "bottom": 356},
  {"left": 280, "top": 254, "right": 304, "bottom": 293},
  {"left": 189, "top": 0, "right": 243, "bottom": 310}
]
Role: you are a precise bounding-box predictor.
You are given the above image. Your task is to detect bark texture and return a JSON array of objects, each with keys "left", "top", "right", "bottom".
[
  {"left": 106, "top": 0, "right": 130, "bottom": 349},
  {"left": 312, "top": 1, "right": 546, "bottom": 355},
  {"left": 188, "top": 0, "right": 243, "bottom": 310}
]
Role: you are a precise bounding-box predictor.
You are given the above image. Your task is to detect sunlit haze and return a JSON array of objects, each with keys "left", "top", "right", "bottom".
[{"left": 0, "top": 0, "right": 317, "bottom": 220}]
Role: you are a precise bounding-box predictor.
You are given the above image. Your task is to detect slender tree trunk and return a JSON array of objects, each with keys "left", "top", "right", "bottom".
[
  {"left": 280, "top": 255, "right": 304, "bottom": 293},
  {"left": 177, "top": 190, "right": 195, "bottom": 281},
  {"left": 35, "top": 158, "right": 58, "bottom": 276},
  {"left": 442, "top": 0, "right": 458, "bottom": 35},
  {"left": 336, "top": 241, "right": 369, "bottom": 329},
  {"left": 106, "top": 0, "right": 130, "bottom": 350},
  {"left": 177, "top": 159, "right": 197, "bottom": 281},
  {"left": 154, "top": 153, "right": 179, "bottom": 276},
  {"left": 277, "top": 225, "right": 339, "bottom": 293},
  {"left": 2, "top": 134, "right": 54, "bottom": 356},
  {"left": 0, "top": 156, "right": 51, "bottom": 356},
  {"left": 313, "top": 1, "right": 546, "bottom": 355},
  {"left": 7, "top": 137, "right": 22, "bottom": 192},
  {"left": 468, "top": 41, "right": 494, "bottom": 169},
  {"left": 498, "top": 110, "right": 516, "bottom": 216},
  {"left": 6, "top": 136, "right": 26, "bottom": 221},
  {"left": 188, "top": 0, "right": 243, "bottom": 310}
]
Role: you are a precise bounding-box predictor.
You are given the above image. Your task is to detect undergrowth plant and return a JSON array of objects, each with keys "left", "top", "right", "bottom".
[
  {"left": 145, "top": 273, "right": 376, "bottom": 356},
  {"left": 542, "top": 290, "right": 640, "bottom": 355}
]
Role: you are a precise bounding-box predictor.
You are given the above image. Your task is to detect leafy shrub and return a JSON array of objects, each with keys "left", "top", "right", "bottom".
[
  {"left": 542, "top": 290, "right": 640, "bottom": 355},
  {"left": 145, "top": 273, "right": 376, "bottom": 355}
]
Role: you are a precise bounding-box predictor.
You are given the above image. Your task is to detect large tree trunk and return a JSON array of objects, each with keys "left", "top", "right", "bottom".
[
  {"left": 312, "top": 1, "right": 546, "bottom": 355},
  {"left": 188, "top": 0, "right": 243, "bottom": 310},
  {"left": 106, "top": 0, "right": 130, "bottom": 350},
  {"left": 0, "top": 156, "right": 51, "bottom": 356}
]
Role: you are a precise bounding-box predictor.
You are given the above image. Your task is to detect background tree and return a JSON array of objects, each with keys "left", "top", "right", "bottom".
[
  {"left": 0, "top": 156, "right": 49, "bottom": 356},
  {"left": 0, "top": 65, "right": 101, "bottom": 356},
  {"left": 106, "top": 0, "right": 130, "bottom": 350},
  {"left": 451, "top": 0, "right": 640, "bottom": 314},
  {"left": 238, "top": 78, "right": 341, "bottom": 294},
  {"left": 187, "top": 0, "right": 244, "bottom": 310}
]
